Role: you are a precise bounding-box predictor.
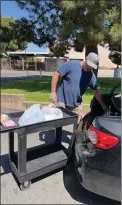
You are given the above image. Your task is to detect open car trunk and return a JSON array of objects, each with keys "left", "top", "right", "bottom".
[
  {"left": 75, "top": 92, "right": 121, "bottom": 203},
  {"left": 88, "top": 93, "right": 121, "bottom": 138},
  {"left": 90, "top": 94, "right": 121, "bottom": 118},
  {"left": 79, "top": 93, "right": 121, "bottom": 136}
]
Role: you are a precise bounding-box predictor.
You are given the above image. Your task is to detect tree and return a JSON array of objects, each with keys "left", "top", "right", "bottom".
[
  {"left": 0, "top": 16, "right": 27, "bottom": 53},
  {"left": 15, "top": 0, "right": 120, "bottom": 56},
  {"left": 103, "top": 4, "right": 121, "bottom": 51}
]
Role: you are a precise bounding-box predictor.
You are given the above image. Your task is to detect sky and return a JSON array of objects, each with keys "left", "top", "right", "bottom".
[{"left": 1, "top": 0, "right": 47, "bottom": 52}]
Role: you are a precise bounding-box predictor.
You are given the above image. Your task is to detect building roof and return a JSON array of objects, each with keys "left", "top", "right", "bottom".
[
  {"left": 0, "top": 53, "right": 9, "bottom": 59},
  {"left": 7, "top": 51, "right": 68, "bottom": 59},
  {"left": 7, "top": 51, "right": 50, "bottom": 56}
]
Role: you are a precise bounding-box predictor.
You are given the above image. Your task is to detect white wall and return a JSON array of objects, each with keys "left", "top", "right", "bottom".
[
  {"left": 98, "top": 46, "right": 116, "bottom": 68},
  {"left": 65, "top": 45, "right": 116, "bottom": 69}
]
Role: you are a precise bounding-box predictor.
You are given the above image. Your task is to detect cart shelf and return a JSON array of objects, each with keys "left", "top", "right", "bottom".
[{"left": 1, "top": 107, "right": 78, "bottom": 190}]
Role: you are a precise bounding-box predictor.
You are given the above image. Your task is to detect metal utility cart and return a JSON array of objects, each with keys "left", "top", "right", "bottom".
[{"left": 1, "top": 107, "right": 78, "bottom": 190}]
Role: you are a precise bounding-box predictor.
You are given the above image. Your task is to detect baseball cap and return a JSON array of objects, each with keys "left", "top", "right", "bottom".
[{"left": 86, "top": 52, "right": 99, "bottom": 69}]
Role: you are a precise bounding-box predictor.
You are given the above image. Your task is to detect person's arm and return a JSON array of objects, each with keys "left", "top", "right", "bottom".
[
  {"left": 89, "top": 72, "right": 107, "bottom": 111},
  {"left": 50, "top": 71, "right": 60, "bottom": 103},
  {"left": 92, "top": 89, "right": 107, "bottom": 110},
  {"left": 50, "top": 61, "right": 70, "bottom": 103},
  {"left": 51, "top": 71, "right": 60, "bottom": 93}
]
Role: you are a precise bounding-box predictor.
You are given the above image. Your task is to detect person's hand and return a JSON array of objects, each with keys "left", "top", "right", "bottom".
[
  {"left": 50, "top": 92, "right": 57, "bottom": 103},
  {"left": 102, "top": 105, "right": 108, "bottom": 114}
]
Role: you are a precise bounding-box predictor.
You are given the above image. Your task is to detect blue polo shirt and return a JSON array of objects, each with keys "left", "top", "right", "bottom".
[{"left": 57, "top": 60, "right": 97, "bottom": 107}]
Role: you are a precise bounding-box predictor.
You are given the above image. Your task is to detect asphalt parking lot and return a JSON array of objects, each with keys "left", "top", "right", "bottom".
[{"left": 1, "top": 108, "right": 120, "bottom": 204}]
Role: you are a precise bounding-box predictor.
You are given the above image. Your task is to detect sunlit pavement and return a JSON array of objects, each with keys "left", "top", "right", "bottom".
[{"left": 1, "top": 108, "right": 120, "bottom": 204}]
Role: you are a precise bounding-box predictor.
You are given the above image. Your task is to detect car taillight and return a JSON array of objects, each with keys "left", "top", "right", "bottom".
[{"left": 88, "top": 125, "right": 119, "bottom": 149}]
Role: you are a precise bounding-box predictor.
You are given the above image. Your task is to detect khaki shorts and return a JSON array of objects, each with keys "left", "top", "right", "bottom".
[{"left": 57, "top": 101, "right": 82, "bottom": 123}]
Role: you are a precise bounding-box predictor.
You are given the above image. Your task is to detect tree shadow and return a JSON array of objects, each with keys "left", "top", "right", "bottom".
[
  {"left": 2, "top": 77, "right": 120, "bottom": 95},
  {"left": 1, "top": 77, "right": 52, "bottom": 93},
  {"left": 63, "top": 161, "right": 121, "bottom": 205}
]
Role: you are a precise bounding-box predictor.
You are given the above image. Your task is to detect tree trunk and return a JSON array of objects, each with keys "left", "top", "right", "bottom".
[{"left": 85, "top": 45, "right": 99, "bottom": 78}]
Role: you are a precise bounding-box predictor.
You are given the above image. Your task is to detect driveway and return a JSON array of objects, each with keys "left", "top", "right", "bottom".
[{"left": 1, "top": 109, "right": 120, "bottom": 204}]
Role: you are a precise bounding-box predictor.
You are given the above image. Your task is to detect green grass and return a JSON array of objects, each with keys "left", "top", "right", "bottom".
[{"left": 1, "top": 77, "right": 121, "bottom": 104}]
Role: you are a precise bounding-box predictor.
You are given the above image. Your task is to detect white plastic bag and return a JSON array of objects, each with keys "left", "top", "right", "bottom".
[
  {"left": 18, "top": 104, "right": 45, "bottom": 126},
  {"left": 41, "top": 104, "right": 63, "bottom": 121}
]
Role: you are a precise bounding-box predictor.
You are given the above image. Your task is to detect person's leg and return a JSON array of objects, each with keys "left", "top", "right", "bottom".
[
  {"left": 57, "top": 101, "right": 66, "bottom": 108},
  {"left": 72, "top": 104, "right": 83, "bottom": 124},
  {"left": 57, "top": 102, "right": 82, "bottom": 125},
  {"left": 65, "top": 105, "right": 83, "bottom": 152},
  {"left": 71, "top": 105, "right": 84, "bottom": 155}
]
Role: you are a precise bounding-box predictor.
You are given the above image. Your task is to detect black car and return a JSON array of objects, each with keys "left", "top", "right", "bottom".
[{"left": 74, "top": 84, "right": 121, "bottom": 202}]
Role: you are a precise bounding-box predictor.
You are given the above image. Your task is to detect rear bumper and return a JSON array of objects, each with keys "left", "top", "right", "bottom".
[{"left": 75, "top": 144, "right": 121, "bottom": 202}]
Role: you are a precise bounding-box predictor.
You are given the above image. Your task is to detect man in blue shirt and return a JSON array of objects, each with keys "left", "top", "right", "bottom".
[{"left": 50, "top": 52, "right": 107, "bottom": 123}]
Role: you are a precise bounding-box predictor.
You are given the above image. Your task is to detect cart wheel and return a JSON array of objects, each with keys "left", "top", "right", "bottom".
[{"left": 20, "top": 181, "right": 31, "bottom": 191}]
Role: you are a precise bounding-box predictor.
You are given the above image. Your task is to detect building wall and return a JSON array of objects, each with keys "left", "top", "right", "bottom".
[
  {"left": 98, "top": 46, "right": 116, "bottom": 69},
  {"left": 65, "top": 45, "right": 116, "bottom": 69}
]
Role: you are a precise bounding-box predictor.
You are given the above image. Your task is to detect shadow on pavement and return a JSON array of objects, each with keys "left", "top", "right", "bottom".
[
  {"left": 39, "top": 129, "right": 72, "bottom": 145},
  {"left": 0, "top": 154, "right": 11, "bottom": 176},
  {"left": 63, "top": 161, "right": 120, "bottom": 205},
  {"left": 0, "top": 129, "right": 72, "bottom": 177},
  {"left": 0, "top": 129, "right": 121, "bottom": 205}
]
